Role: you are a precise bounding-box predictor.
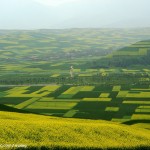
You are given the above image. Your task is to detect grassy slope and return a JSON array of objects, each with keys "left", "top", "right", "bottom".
[
  {"left": 91, "top": 40, "right": 150, "bottom": 68},
  {"left": 0, "top": 111, "right": 150, "bottom": 150}
]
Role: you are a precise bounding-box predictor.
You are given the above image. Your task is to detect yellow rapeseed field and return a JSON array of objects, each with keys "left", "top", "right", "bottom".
[{"left": 0, "top": 111, "right": 150, "bottom": 149}]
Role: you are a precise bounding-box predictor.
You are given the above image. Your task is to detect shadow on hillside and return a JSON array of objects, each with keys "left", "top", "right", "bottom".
[
  {"left": 122, "top": 119, "right": 150, "bottom": 125},
  {"left": 0, "top": 104, "right": 30, "bottom": 114}
]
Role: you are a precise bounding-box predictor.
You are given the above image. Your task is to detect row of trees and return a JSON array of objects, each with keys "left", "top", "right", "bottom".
[{"left": 0, "top": 74, "right": 149, "bottom": 85}]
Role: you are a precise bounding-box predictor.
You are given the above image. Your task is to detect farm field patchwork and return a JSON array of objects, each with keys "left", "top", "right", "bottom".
[
  {"left": 0, "top": 29, "right": 150, "bottom": 149},
  {"left": 0, "top": 85, "right": 149, "bottom": 129},
  {"left": 1, "top": 29, "right": 150, "bottom": 82}
]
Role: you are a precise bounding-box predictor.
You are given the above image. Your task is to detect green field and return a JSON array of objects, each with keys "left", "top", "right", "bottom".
[
  {"left": 0, "top": 85, "right": 149, "bottom": 130},
  {"left": 1, "top": 28, "right": 150, "bottom": 85}
]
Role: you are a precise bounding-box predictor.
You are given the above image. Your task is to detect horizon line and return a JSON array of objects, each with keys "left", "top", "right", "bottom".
[{"left": 0, "top": 27, "right": 150, "bottom": 31}]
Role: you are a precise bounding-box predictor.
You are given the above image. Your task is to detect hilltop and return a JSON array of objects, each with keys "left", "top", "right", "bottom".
[{"left": 0, "top": 110, "right": 150, "bottom": 150}]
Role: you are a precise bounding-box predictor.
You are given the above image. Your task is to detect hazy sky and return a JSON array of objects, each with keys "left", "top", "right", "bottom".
[{"left": 0, "top": 0, "right": 150, "bottom": 29}]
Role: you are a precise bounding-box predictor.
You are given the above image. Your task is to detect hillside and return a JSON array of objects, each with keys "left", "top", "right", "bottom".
[
  {"left": 91, "top": 40, "right": 150, "bottom": 68},
  {"left": 0, "top": 110, "right": 150, "bottom": 150},
  {"left": 1, "top": 29, "right": 150, "bottom": 71},
  {"left": 1, "top": 29, "right": 150, "bottom": 85}
]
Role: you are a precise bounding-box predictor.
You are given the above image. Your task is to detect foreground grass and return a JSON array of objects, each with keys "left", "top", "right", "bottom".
[{"left": 0, "top": 111, "right": 150, "bottom": 150}]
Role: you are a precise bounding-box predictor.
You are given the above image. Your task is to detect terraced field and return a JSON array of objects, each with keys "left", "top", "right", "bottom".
[{"left": 0, "top": 85, "right": 149, "bottom": 129}]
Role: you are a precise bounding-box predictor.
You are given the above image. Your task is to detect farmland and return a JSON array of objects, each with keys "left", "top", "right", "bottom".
[
  {"left": 0, "top": 29, "right": 150, "bottom": 149},
  {"left": 0, "top": 29, "right": 150, "bottom": 86},
  {"left": 0, "top": 110, "right": 150, "bottom": 150},
  {"left": 0, "top": 84, "right": 149, "bottom": 130},
  {"left": 1, "top": 28, "right": 150, "bottom": 81}
]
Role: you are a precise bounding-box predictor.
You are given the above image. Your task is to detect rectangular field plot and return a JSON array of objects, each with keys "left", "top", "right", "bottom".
[
  {"left": 6, "top": 86, "right": 30, "bottom": 93},
  {"left": 58, "top": 86, "right": 83, "bottom": 99},
  {"left": 105, "top": 107, "right": 119, "bottom": 112},
  {"left": 73, "top": 91, "right": 100, "bottom": 99},
  {"left": 23, "top": 86, "right": 44, "bottom": 94},
  {"left": 99, "top": 93, "right": 110, "bottom": 98},
  {"left": 112, "top": 86, "right": 121, "bottom": 91},
  {"left": 122, "top": 69, "right": 140, "bottom": 72},
  {"left": 126, "top": 92, "right": 150, "bottom": 98},
  {"left": 34, "top": 85, "right": 60, "bottom": 92},
  {"left": 132, "top": 114, "right": 150, "bottom": 120},
  {"left": 80, "top": 86, "right": 95, "bottom": 91},
  {"left": 117, "top": 91, "right": 128, "bottom": 98},
  {"left": 138, "top": 106, "right": 150, "bottom": 109},
  {"left": 130, "top": 89, "right": 150, "bottom": 92},
  {"left": 51, "top": 74, "right": 60, "bottom": 77},
  {"left": 123, "top": 101, "right": 150, "bottom": 104},
  {"left": 6, "top": 91, "right": 51, "bottom": 97},
  {"left": 5, "top": 85, "right": 60, "bottom": 97},
  {"left": 83, "top": 98, "right": 112, "bottom": 101},
  {"left": 62, "top": 86, "right": 83, "bottom": 94},
  {"left": 63, "top": 109, "right": 78, "bottom": 118},
  {"left": 78, "top": 74, "right": 93, "bottom": 77},
  {"left": 15, "top": 98, "right": 39, "bottom": 109},
  {"left": 135, "top": 105, "right": 150, "bottom": 113},
  {"left": 38, "top": 97, "right": 54, "bottom": 101},
  {"left": 135, "top": 108, "right": 150, "bottom": 113},
  {"left": 26, "top": 101, "right": 78, "bottom": 109},
  {"left": 57, "top": 94, "right": 75, "bottom": 99}
]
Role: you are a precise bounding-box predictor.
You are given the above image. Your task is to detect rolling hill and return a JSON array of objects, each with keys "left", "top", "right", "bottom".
[
  {"left": 1, "top": 29, "right": 150, "bottom": 65},
  {"left": 1, "top": 28, "right": 150, "bottom": 83},
  {"left": 0, "top": 110, "right": 150, "bottom": 150},
  {"left": 91, "top": 40, "right": 150, "bottom": 68}
]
